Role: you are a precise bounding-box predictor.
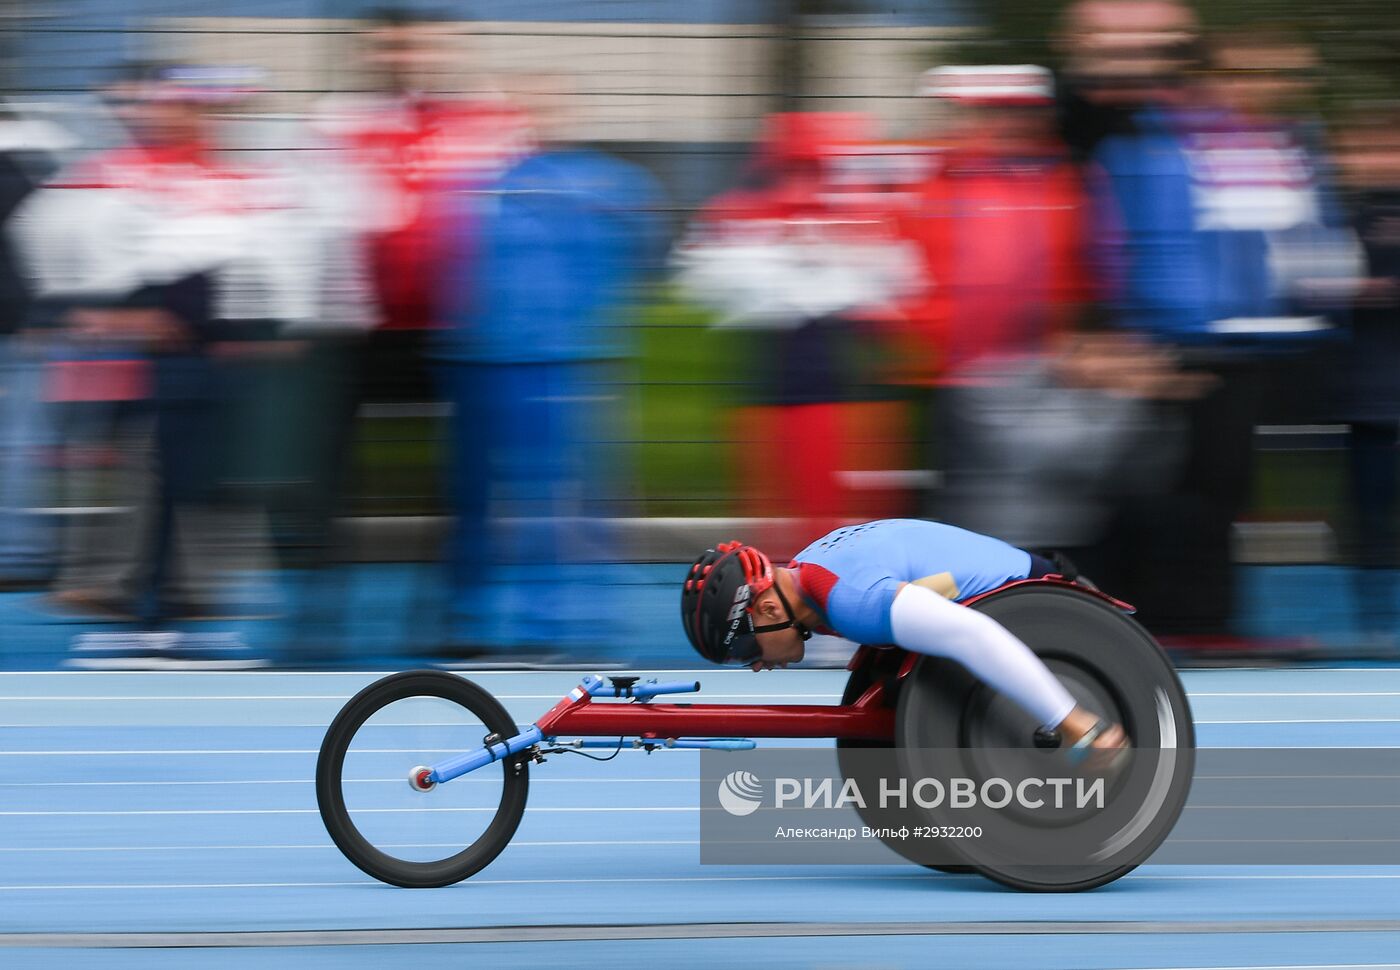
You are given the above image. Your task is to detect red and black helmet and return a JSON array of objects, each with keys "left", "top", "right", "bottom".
[{"left": 680, "top": 541, "right": 809, "bottom": 664}]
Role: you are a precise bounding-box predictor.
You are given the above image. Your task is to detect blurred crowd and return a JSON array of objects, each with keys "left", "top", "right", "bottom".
[
  {"left": 0, "top": 9, "right": 663, "bottom": 665},
  {"left": 674, "top": 0, "right": 1395, "bottom": 658},
  {"left": 0, "top": 1, "right": 1396, "bottom": 665}
]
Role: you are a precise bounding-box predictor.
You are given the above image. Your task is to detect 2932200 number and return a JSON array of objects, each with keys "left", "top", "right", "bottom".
[{"left": 913, "top": 826, "right": 982, "bottom": 839}]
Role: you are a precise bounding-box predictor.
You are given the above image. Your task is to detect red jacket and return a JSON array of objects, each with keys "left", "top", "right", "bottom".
[
  {"left": 898, "top": 145, "right": 1094, "bottom": 379},
  {"left": 330, "top": 95, "right": 529, "bottom": 330}
]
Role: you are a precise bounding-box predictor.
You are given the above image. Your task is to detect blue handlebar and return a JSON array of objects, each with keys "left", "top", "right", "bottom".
[
  {"left": 568, "top": 737, "right": 755, "bottom": 750},
  {"left": 580, "top": 675, "right": 700, "bottom": 700},
  {"left": 638, "top": 680, "right": 702, "bottom": 698},
  {"left": 668, "top": 739, "right": 756, "bottom": 750}
]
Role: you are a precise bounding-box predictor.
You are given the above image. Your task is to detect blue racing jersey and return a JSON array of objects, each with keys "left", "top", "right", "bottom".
[{"left": 791, "top": 519, "right": 1033, "bottom": 645}]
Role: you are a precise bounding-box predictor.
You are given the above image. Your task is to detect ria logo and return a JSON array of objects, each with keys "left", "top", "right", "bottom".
[{"left": 717, "top": 770, "right": 763, "bottom": 816}]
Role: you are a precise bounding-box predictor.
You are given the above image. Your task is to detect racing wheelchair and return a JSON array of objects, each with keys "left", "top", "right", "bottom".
[{"left": 316, "top": 577, "right": 1194, "bottom": 893}]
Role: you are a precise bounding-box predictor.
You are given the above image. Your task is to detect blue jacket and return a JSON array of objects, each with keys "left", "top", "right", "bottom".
[
  {"left": 438, "top": 148, "right": 663, "bottom": 364},
  {"left": 1093, "top": 108, "right": 1349, "bottom": 345}
]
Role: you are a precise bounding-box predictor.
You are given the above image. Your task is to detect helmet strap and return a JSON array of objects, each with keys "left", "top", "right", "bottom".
[{"left": 752, "top": 577, "right": 813, "bottom": 641}]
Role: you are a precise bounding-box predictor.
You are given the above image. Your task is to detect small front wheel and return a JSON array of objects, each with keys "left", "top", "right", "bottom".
[{"left": 316, "top": 670, "right": 529, "bottom": 888}]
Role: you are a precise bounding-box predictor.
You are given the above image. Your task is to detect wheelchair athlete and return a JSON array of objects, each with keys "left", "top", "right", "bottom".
[{"left": 682, "top": 518, "right": 1129, "bottom": 768}]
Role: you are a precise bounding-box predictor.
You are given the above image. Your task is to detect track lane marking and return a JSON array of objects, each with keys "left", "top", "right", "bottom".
[
  {"left": 2, "top": 920, "right": 1400, "bottom": 949},
  {"left": 6, "top": 873, "right": 1400, "bottom": 891},
  {"left": 0, "top": 840, "right": 702, "bottom": 852},
  {"left": 0, "top": 807, "right": 698, "bottom": 816},
  {"left": 0, "top": 778, "right": 700, "bottom": 787}
]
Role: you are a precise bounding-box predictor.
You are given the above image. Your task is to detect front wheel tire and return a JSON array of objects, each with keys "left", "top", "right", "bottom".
[{"left": 316, "top": 670, "right": 529, "bottom": 888}]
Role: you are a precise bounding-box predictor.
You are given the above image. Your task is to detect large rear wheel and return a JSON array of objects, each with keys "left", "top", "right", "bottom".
[{"left": 896, "top": 585, "right": 1194, "bottom": 892}]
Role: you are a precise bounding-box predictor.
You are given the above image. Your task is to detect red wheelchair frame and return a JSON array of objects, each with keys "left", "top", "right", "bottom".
[
  {"left": 534, "top": 577, "right": 1130, "bottom": 744},
  {"left": 315, "top": 574, "right": 1183, "bottom": 894}
]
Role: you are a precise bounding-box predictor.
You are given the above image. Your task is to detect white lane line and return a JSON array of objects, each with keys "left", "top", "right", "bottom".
[
  {"left": 33, "top": 776, "right": 1400, "bottom": 789},
  {"left": 4, "top": 689, "right": 1397, "bottom": 701},
  {"left": 3, "top": 741, "right": 1400, "bottom": 760},
  {"left": 0, "top": 696, "right": 353, "bottom": 702},
  {"left": 0, "top": 670, "right": 782, "bottom": 678},
  {"left": 0, "top": 778, "right": 699, "bottom": 787},
  {"left": 1196, "top": 719, "right": 1400, "bottom": 724},
  {"left": 0, "top": 923, "right": 1398, "bottom": 950},
  {"left": 0, "top": 840, "right": 701, "bottom": 852},
  {"left": 0, "top": 874, "right": 934, "bottom": 891},
  {"left": 1189, "top": 805, "right": 1400, "bottom": 810},
  {"left": 1192, "top": 693, "right": 1400, "bottom": 698},
  {"left": 9, "top": 667, "right": 1396, "bottom": 673},
  {"left": 4, "top": 715, "right": 1399, "bottom": 727},
  {"left": 1180, "top": 668, "right": 1400, "bottom": 674},
  {"left": 0, "top": 749, "right": 462, "bottom": 755},
  {"left": 1135, "top": 874, "right": 1400, "bottom": 880},
  {"left": 0, "top": 807, "right": 697, "bottom": 816},
  {"left": 0, "top": 748, "right": 713, "bottom": 755},
  {"left": 8, "top": 736, "right": 1400, "bottom": 758},
  {"left": 3, "top": 668, "right": 1388, "bottom": 677},
  {"left": 0, "top": 694, "right": 838, "bottom": 702},
  {"left": 0, "top": 881, "right": 392, "bottom": 890},
  {"left": 10, "top": 873, "right": 1400, "bottom": 892},
  {"left": 1196, "top": 775, "right": 1400, "bottom": 781},
  {"left": 1135, "top": 965, "right": 1400, "bottom": 970}
]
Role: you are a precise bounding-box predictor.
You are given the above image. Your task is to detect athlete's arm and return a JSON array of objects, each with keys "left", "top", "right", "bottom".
[{"left": 889, "top": 582, "right": 1077, "bottom": 731}]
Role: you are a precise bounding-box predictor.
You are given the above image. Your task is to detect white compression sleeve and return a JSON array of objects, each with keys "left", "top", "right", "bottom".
[{"left": 888, "top": 583, "right": 1077, "bottom": 731}]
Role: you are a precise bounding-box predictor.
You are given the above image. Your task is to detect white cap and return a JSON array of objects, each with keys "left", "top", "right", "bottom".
[
  {"left": 148, "top": 65, "right": 265, "bottom": 104},
  {"left": 918, "top": 65, "right": 1055, "bottom": 104}
]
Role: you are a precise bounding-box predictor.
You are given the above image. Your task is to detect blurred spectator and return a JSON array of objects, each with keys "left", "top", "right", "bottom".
[
  {"left": 12, "top": 63, "right": 253, "bottom": 624},
  {"left": 674, "top": 112, "right": 923, "bottom": 551},
  {"left": 314, "top": 7, "right": 530, "bottom": 403},
  {"left": 940, "top": 331, "right": 1207, "bottom": 553},
  {"left": 301, "top": 9, "right": 531, "bottom": 658},
  {"left": 0, "top": 108, "right": 65, "bottom": 588},
  {"left": 1334, "top": 111, "right": 1400, "bottom": 643},
  {"left": 1054, "top": 0, "right": 1201, "bottom": 159},
  {"left": 1088, "top": 22, "right": 1360, "bottom": 642},
  {"left": 436, "top": 77, "right": 662, "bottom": 659},
  {"left": 902, "top": 65, "right": 1115, "bottom": 544},
  {"left": 12, "top": 63, "right": 197, "bottom": 624},
  {"left": 906, "top": 66, "right": 1093, "bottom": 377},
  {"left": 10, "top": 64, "right": 320, "bottom": 664}
]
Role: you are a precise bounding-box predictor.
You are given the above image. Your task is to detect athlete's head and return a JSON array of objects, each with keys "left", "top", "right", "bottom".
[
  {"left": 361, "top": 6, "right": 454, "bottom": 93},
  {"left": 681, "top": 541, "right": 811, "bottom": 669},
  {"left": 104, "top": 62, "right": 256, "bottom": 148}
]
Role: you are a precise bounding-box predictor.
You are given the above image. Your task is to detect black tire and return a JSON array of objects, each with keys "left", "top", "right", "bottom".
[
  {"left": 316, "top": 670, "right": 530, "bottom": 888},
  {"left": 835, "top": 657, "right": 976, "bottom": 875},
  {"left": 895, "top": 585, "right": 1195, "bottom": 893}
]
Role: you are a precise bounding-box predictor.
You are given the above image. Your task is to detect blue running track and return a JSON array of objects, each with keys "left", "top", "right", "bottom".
[{"left": 2, "top": 668, "right": 1400, "bottom": 966}]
